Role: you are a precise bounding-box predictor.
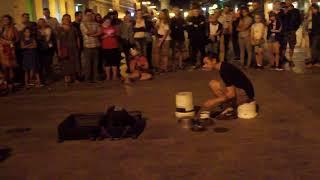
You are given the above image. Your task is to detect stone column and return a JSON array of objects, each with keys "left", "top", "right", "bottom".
[
  {"left": 66, "top": 0, "right": 75, "bottom": 20},
  {"left": 34, "top": 0, "right": 44, "bottom": 20},
  {"left": 49, "top": 0, "right": 58, "bottom": 18}
]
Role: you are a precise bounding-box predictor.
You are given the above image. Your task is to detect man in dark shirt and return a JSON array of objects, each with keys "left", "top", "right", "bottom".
[
  {"left": 186, "top": 4, "right": 207, "bottom": 68},
  {"left": 170, "top": 7, "right": 186, "bottom": 70},
  {"left": 72, "top": 11, "right": 84, "bottom": 81},
  {"left": 202, "top": 53, "right": 255, "bottom": 114},
  {"left": 281, "top": 3, "right": 301, "bottom": 67},
  {"left": 310, "top": 3, "right": 320, "bottom": 66}
]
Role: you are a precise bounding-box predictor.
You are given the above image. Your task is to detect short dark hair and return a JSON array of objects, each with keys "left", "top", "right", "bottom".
[
  {"left": 103, "top": 15, "right": 112, "bottom": 22},
  {"left": 84, "top": 8, "right": 93, "bottom": 14},
  {"left": 2, "top": 14, "right": 14, "bottom": 24},
  {"left": 43, "top": 8, "right": 50, "bottom": 11},
  {"left": 75, "top": 11, "right": 82, "bottom": 17},
  {"left": 205, "top": 52, "right": 219, "bottom": 62},
  {"left": 311, "top": 3, "right": 320, "bottom": 10},
  {"left": 22, "top": 13, "right": 29, "bottom": 17}
]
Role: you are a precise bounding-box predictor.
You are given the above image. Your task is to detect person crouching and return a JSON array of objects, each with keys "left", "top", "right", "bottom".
[
  {"left": 127, "top": 48, "right": 152, "bottom": 82},
  {"left": 202, "top": 52, "right": 255, "bottom": 119}
]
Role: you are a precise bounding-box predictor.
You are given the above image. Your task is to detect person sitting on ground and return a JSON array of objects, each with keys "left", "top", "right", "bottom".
[
  {"left": 127, "top": 48, "right": 152, "bottom": 82},
  {"left": 202, "top": 52, "right": 255, "bottom": 119}
]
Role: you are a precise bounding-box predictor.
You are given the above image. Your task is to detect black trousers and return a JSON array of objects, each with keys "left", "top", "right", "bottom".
[
  {"left": 223, "top": 34, "right": 231, "bottom": 61},
  {"left": 232, "top": 33, "right": 240, "bottom": 59},
  {"left": 190, "top": 44, "right": 206, "bottom": 65}
]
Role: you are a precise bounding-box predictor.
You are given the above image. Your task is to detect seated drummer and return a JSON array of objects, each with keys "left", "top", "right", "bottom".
[
  {"left": 127, "top": 48, "right": 153, "bottom": 82},
  {"left": 202, "top": 52, "right": 255, "bottom": 119}
]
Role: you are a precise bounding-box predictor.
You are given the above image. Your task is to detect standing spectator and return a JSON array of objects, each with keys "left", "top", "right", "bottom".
[
  {"left": 170, "top": 7, "right": 187, "bottom": 70},
  {"left": 282, "top": 3, "right": 301, "bottom": 67},
  {"left": 186, "top": 4, "right": 207, "bottom": 68},
  {"left": 133, "top": 9, "right": 152, "bottom": 57},
  {"left": 15, "top": 13, "right": 38, "bottom": 85},
  {"left": 16, "top": 13, "right": 37, "bottom": 36},
  {"left": 43, "top": 8, "right": 59, "bottom": 32},
  {"left": 154, "top": 9, "right": 171, "bottom": 73},
  {"left": 95, "top": 14, "right": 103, "bottom": 24},
  {"left": 81, "top": 9, "right": 102, "bottom": 83},
  {"left": 57, "top": 14, "right": 80, "bottom": 85},
  {"left": 251, "top": 1, "right": 265, "bottom": 20},
  {"left": 237, "top": 7, "right": 253, "bottom": 68},
  {"left": 307, "top": 4, "right": 320, "bottom": 67},
  {"left": 101, "top": 16, "right": 120, "bottom": 81},
  {"left": 0, "top": 15, "right": 19, "bottom": 89},
  {"left": 119, "top": 13, "right": 134, "bottom": 70},
  {"left": 218, "top": 4, "right": 233, "bottom": 61},
  {"left": 207, "top": 13, "right": 223, "bottom": 55},
  {"left": 143, "top": 11, "right": 155, "bottom": 70},
  {"left": 267, "top": 13, "right": 283, "bottom": 71},
  {"left": 232, "top": 9, "right": 241, "bottom": 60},
  {"left": 251, "top": 14, "right": 266, "bottom": 69},
  {"left": 37, "top": 18, "right": 54, "bottom": 83},
  {"left": 109, "top": 11, "right": 123, "bottom": 27},
  {"left": 20, "top": 27, "right": 41, "bottom": 88},
  {"left": 72, "top": 11, "right": 84, "bottom": 81}
]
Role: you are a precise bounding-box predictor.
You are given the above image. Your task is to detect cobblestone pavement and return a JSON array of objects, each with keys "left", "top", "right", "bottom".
[{"left": 1, "top": 49, "right": 320, "bottom": 179}]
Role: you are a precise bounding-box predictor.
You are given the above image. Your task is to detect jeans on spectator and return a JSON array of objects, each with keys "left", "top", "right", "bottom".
[
  {"left": 239, "top": 35, "right": 252, "bottom": 67},
  {"left": 120, "top": 39, "right": 132, "bottom": 72},
  {"left": 39, "top": 48, "right": 54, "bottom": 82},
  {"left": 190, "top": 44, "right": 206, "bottom": 66},
  {"left": 134, "top": 38, "right": 147, "bottom": 57},
  {"left": 223, "top": 34, "right": 231, "bottom": 61},
  {"left": 206, "top": 41, "right": 220, "bottom": 54},
  {"left": 84, "top": 48, "right": 99, "bottom": 81},
  {"left": 147, "top": 41, "right": 153, "bottom": 69},
  {"left": 311, "top": 35, "right": 320, "bottom": 64}
]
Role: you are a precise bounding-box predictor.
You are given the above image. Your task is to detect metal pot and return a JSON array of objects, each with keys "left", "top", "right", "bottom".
[{"left": 177, "top": 117, "right": 193, "bottom": 129}]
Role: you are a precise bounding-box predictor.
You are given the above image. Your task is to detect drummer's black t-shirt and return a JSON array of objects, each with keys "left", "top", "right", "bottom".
[{"left": 219, "top": 62, "right": 255, "bottom": 99}]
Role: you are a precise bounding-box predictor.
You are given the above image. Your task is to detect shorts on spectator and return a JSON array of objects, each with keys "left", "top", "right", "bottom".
[
  {"left": 254, "top": 43, "right": 264, "bottom": 52},
  {"left": 103, "top": 48, "right": 120, "bottom": 67}
]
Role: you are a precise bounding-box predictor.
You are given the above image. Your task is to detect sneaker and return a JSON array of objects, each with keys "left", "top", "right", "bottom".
[
  {"left": 256, "top": 65, "right": 264, "bottom": 70},
  {"left": 288, "top": 61, "right": 295, "bottom": 67},
  {"left": 275, "top": 66, "right": 284, "bottom": 71}
]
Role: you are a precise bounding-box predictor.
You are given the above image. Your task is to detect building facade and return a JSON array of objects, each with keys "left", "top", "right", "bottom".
[{"left": 0, "top": 0, "right": 135, "bottom": 23}]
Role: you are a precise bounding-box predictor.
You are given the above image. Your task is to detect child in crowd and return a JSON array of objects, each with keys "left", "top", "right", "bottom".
[
  {"left": 251, "top": 14, "right": 266, "bottom": 69},
  {"left": 127, "top": 47, "right": 152, "bottom": 82},
  {"left": 20, "top": 27, "right": 41, "bottom": 87},
  {"left": 207, "top": 13, "right": 223, "bottom": 55},
  {"left": 101, "top": 16, "right": 120, "bottom": 81},
  {"left": 267, "top": 12, "right": 283, "bottom": 71}
]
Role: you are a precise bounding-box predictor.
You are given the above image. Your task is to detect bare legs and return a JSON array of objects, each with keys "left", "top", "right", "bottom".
[{"left": 104, "top": 66, "right": 118, "bottom": 81}]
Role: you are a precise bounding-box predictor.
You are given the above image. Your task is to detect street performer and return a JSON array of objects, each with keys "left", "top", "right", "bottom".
[{"left": 202, "top": 52, "right": 256, "bottom": 119}]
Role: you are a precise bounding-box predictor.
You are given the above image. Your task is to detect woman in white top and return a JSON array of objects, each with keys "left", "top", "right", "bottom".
[
  {"left": 154, "top": 9, "right": 171, "bottom": 72},
  {"left": 251, "top": 14, "right": 266, "bottom": 69}
]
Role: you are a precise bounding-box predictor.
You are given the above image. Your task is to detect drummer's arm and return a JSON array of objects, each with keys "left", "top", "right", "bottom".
[{"left": 203, "top": 86, "right": 236, "bottom": 108}]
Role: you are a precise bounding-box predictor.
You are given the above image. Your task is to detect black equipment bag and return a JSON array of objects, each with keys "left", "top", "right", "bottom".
[
  {"left": 57, "top": 113, "right": 103, "bottom": 142},
  {"left": 100, "top": 106, "right": 145, "bottom": 140},
  {"left": 57, "top": 109, "right": 145, "bottom": 142}
]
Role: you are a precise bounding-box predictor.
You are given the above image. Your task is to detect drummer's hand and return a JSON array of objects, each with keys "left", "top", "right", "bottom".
[{"left": 203, "top": 99, "right": 214, "bottom": 109}]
